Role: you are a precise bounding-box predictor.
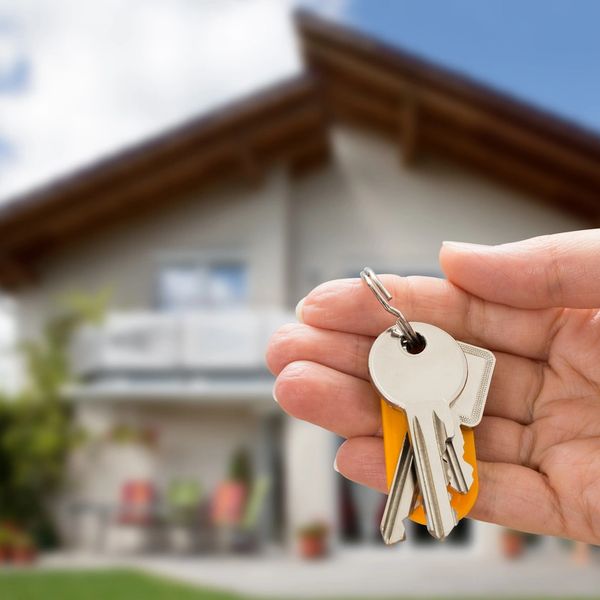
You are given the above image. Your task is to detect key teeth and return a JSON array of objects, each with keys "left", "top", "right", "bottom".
[{"left": 443, "top": 458, "right": 452, "bottom": 485}]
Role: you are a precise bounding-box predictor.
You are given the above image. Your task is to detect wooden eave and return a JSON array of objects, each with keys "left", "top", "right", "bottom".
[
  {"left": 296, "top": 10, "right": 600, "bottom": 218},
  {"left": 0, "top": 75, "right": 330, "bottom": 289}
]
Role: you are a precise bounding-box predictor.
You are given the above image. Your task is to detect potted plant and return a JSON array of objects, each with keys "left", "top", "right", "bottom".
[
  {"left": 0, "top": 526, "right": 13, "bottom": 564},
  {"left": 501, "top": 528, "right": 525, "bottom": 559},
  {"left": 212, "top": 448, "right": 252, "bottom": 527},
  {"left": 297, "top": 521, "right": 329, "bottom": 559},
  {"left": 11, "top": 532, "right": 36, "bottom": 565}
]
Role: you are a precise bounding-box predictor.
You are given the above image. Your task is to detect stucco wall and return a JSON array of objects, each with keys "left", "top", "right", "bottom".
[
  {"left": 16, "top": 170, "right": 290, "bottom": 339},
  {"left": 288, "top": 127, "right": 589, "bottom": 300}
]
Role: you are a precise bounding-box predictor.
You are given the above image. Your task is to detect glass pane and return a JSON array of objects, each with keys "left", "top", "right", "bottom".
[
  {"left": 157, "top": 264, "right": 205, "bottom": 311},
  {"left": 208, "top": 263, "right": 247, "bottom": 306}
]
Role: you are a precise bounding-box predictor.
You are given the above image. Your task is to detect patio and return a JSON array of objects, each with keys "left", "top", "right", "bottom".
[{"left": 36, "top": 547, "right": 600, "bottom": 598}]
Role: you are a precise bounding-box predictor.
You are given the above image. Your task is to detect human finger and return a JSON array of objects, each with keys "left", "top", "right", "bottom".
[
  {"left": 266, "top": 323, "right": 373, "bottom": 380},
  {"left": 299, "top": 276, "right": 559, "bottom": 360},
  {"left": 440, "top": 230, "right": 600, "bottom": 309},
  {"left": 273, "top": 361, "right": 380, "bottom": 438}
]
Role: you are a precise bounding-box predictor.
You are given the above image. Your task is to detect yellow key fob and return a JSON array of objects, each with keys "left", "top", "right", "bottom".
[{"left": 381, "top": 398, "right": 478, "bottom": 524}]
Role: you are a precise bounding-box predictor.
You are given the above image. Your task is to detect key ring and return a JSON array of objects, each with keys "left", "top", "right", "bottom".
[{"left": 360, "top": 267, "right": 421, "bottom": 348}]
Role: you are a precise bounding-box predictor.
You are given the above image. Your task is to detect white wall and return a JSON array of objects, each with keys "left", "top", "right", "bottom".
[
  {"left": 288, "top": 127, "right": 589, "bottom": 299},
  {"left": 16, "top": 170, "right": 290, "bottom": 339},
  {"left": 70, "top": 402, "right": 262, "bottom": 503}
]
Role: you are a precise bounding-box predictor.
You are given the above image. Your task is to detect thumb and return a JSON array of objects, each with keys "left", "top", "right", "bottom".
[{"left": 439, "top": 229, "right": 600, "bottom": 309}]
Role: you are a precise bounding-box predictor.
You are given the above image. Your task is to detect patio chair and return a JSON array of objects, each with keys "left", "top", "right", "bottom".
[
  {"left": 165, "top": 479, "right": 205, "bottom": 553},
  {"left": 106, "top": 480, "right": 162, "bottom": 554},
  {"left": 212, "top": 476, "right": 270, "bottom": 553},
  {"left": 116, "top": 480, "right": 158, "bottom": 526}
]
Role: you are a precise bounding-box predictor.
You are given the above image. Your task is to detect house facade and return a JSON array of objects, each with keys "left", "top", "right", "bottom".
[{"left": 1, "top": 13, "right": 598, "bottom": 558}]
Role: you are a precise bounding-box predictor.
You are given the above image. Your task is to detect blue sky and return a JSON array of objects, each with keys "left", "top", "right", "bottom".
[{"left": 305, "top": 0, "right": 600, "bottom": 134}]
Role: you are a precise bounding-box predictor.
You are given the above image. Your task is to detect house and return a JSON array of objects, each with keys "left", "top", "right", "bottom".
[{"left": 0, "top": 10, "right": 597, "bottom": 558}]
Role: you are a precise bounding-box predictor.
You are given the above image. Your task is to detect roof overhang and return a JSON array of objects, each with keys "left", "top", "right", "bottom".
[
  {"left": 0, "top": 75, "right": 330, "bottom": 289},
  {"left": 296, "top": 10, "right": 600, "bottom": 220}
]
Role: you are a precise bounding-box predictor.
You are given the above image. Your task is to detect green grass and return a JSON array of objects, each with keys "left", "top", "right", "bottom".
[
  {"left": 0, "top": 569, "right": 596, "bottom": 600},
  {"left": 0, "top": 569, "right": 242, "bottom": 600}
]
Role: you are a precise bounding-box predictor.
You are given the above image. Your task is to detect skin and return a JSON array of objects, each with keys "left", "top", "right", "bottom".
[{"left": 266, "top": 230, "right": 600, "bottom": 544}]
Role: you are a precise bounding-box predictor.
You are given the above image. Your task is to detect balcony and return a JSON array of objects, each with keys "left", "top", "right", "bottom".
[{"left": 67, "top": 308, "right": 293, "bottom": 405}]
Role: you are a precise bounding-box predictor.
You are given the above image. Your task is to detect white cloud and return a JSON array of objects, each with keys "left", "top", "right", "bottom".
[{"left": 0, "top": 0, "right": 302, "bottom": 202}]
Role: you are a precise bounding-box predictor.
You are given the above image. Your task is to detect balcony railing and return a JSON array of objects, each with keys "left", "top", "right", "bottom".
[{"left": 71, "top": 308, "right": 293, "bottom": 378}]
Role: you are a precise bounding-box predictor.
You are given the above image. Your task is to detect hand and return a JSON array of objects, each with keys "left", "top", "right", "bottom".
[{"left": 266, "top": 230, "right": 600, "bottom": 544}]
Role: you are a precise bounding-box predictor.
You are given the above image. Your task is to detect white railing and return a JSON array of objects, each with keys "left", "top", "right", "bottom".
[{"left": 71, "top": 308, "right": 293, "bottom": 377}]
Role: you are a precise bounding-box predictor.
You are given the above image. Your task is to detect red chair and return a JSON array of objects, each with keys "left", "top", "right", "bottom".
[{"left": 116, "top": 480, "right": 157, "bottom": 526}]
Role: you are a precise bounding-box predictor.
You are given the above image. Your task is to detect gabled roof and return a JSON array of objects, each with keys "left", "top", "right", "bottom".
[
  {"left": 0, "top": 75, "right": 329, "bottom": 288},
  {"left": 1, "top": 10, "right": 599, "bottom": 290}
]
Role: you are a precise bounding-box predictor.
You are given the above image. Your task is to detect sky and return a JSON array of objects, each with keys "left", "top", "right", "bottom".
[
  {"left": 0, "top": 0, "right": 302, "bottom": 203},
  {"left": 307, "top": 1, "right": 600, "bottom": 134},
  {"left": 1, "top": 0, "right": 600, "bottom": 205}
]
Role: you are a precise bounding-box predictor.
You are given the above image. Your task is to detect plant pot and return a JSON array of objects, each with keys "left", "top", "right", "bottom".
[
  {"left": 298, "top": 535, "right": 327, "bottom": 559},
  {"left": 502, "top": 531, "right": 524, "bottom": 559},
  {"left": 12, "top": 548, "right": 36, "bottom": 565}
]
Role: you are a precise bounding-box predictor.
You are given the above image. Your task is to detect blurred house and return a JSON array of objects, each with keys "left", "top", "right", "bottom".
[{"left": 0, "top": 11, "right": 597, "bottom": 557}]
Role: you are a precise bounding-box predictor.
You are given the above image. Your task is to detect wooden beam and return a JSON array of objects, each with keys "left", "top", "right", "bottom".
[
  {"left": 320, "top": 78, "right": 600, "bottom": 215},
  {"left": 297, "top": 12, "right": 600, "bottom": 154},
  {"left": 0, "top": 104, "right": 328, "bottom": 253},
  {"left": 0, "top": 78, "right": 325, "bottom": 234},
  {"left": 302, "top": 36, "right": 600, "bottom": 188},
  {"left": 400, "top": 93, "right": 419, "bottom": 166},
  {"left": 0, "top": 256, "right": 37, "bottom": 289},
  {"left": 422, "top": 123, "right": 600, "bottom": 216}
]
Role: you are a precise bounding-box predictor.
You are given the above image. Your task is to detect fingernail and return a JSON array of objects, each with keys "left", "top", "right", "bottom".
[
  {"left": 272, "top": 386, "right": 279, "bottom": 404},
  {"left": 295, "top": 297, "right": 305, "bottom": 323},
  {"left": 442, "top": 241, "right": 490, "bottom": 251},
  {"left": 333, "top": 456, "right": 339, "bottom": 473}
]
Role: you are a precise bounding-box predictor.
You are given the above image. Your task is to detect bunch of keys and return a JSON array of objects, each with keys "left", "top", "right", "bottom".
[{"left": 360, "top": 268, "right": 495, "bottom": 543}]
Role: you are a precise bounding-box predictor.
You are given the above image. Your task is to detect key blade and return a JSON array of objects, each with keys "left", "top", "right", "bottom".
[
  {"left": 380, "top": 436, "right": 416, "bottom": 544},
  {"left": 408, "top": 408, "right": 457, "bottom": 540},
  {"left": 445, "top": 442, "right": 473, "bottom": 493},
  {"left": 444, "top": 413, "right": 474, "bottom": 494}
]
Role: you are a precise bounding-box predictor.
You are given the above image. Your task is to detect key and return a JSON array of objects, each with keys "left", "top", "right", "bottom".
[
  {"left": 445, "top": 341, "right": 496, "bottom": 491},
  {"left": 379, "top": 339, "right": 495, "bottom": 542},
  {"left": 369, "top": 322, "right": 468, "bottom": 540},
  {"left": 444, "top": 412, "right": 473, "bottom": 493},
  {"left": 454, "top": 341, "right": 496, "bottom": 427},
  {"left": 359, "top": 267, "right": 494, "bottom": 541},
  {"left": 380, "top": 436, "right": 417, "bottom": 543}
]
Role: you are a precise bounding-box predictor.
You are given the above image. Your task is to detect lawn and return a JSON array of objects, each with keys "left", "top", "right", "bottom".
[
  {"left": 0, "top": 569, "right": 594, "bottom": 600},
  {"left": 0, "top": 569, "right": 242, "bottom": 600}
]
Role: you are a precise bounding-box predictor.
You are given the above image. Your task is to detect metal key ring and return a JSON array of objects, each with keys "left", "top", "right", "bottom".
[{"left": 360, "top": 267, "right": 420, "bottom": 346}]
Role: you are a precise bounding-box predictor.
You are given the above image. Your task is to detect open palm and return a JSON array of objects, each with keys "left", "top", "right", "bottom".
[{"left": 266, "top": 230, "right": 600, "bottom": 544}]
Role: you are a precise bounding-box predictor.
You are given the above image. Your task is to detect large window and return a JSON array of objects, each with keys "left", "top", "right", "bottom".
[{"left": 157, "top": 260, "right": 248, "bottom": 311}]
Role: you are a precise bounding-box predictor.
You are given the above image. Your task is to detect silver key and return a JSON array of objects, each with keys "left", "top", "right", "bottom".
[
  {"left": 380, "top": 436, "right": 417, "bottom": 544},
  {"left": 370, "top": 322, "right": 467, "bottom": 540},
  {"left": 444, "top": 412, "right": 473, "bottom": 493},
  {"left": 455, "top": 341, "right": 496, "bottom": 427},
  {"left": 445, "top": 341, "right": 496, "bottom": 490},
  {"left": 381, "top": 339, "right": 496, "bottom": 543}
]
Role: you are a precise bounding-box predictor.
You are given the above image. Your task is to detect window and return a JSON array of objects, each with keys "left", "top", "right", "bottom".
[{"left": 157, "top": 260, "right": 247, "bottom": 311}]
